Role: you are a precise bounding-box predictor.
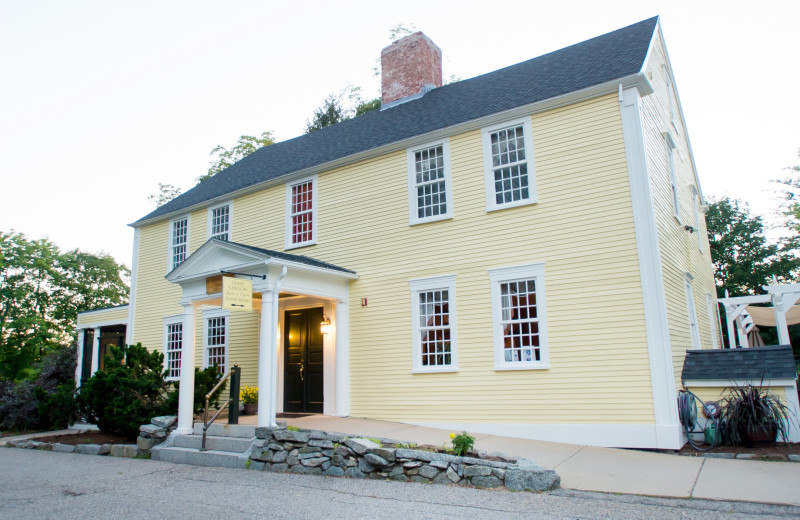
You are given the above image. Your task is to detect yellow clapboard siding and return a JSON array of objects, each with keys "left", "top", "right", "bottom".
[
  {"left": 131, "top": 92, "right": 656, "bottom": 425},
  {"left": 77, "top": 306, "right": 128, "bottom": 328}
]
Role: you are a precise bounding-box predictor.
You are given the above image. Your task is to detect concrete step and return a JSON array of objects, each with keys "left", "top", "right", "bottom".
[
  {"left": 192, "top": 422, "right": 256, "bottom": 438},
  {"left": 174, "top": 434, "right": 252, "bottom": 453},
  {"left": 156, "top": 446, "right": 249, "bottom": 469}
]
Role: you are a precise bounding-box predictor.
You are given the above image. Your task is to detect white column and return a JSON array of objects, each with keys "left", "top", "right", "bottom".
[
  {"left": 258, "top": 290, "right": 275, "bottom": 427},
  {"left": 75, "top": 330, "right": 84, "bottom": 387},
  {"left": 176, "top": 303, "right": 197, "bottom": 435},
  {"left": 774, "top": 295, "right": 791, "bottom": 345},
  {"left": 725, "top": 304, "right": 738, "bottom": 349},
  {"left": 91, "top": 328, "right": 101, "bottom": 374},
  {"left": 334, "top": 299, "right": 350, "bottom": 417}
]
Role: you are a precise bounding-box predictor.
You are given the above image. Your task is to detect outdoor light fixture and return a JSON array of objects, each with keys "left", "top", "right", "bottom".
[
  {"left": 684, "top": 225, "right": 695, "bottom": 233},
  {"left": 320, "top": 316, "right": 332, "bottom": 334}
]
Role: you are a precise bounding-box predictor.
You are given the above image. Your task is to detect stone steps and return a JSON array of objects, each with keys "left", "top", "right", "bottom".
[
  {"left": 174, "top": 434, "right": 252, "bottom": 453},
  {"left": 155, "top": 446, "right": 250, "bottom": 469},
  {"left": 192, "top": 423, "right": 256, "bottom": 438}
]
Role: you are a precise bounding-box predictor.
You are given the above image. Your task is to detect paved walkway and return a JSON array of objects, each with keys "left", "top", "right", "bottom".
[{"left": 4, "top": 416, "right": 799, "bottom": 506}]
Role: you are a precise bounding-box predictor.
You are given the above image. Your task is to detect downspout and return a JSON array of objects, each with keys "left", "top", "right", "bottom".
[{"left": 269, "top": 265, "right": 288, "bottom": 426}]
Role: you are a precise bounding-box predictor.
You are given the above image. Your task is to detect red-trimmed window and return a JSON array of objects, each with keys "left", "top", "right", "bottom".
[{"left": 290, "top": 180, "right": 314, "bottom": 246}]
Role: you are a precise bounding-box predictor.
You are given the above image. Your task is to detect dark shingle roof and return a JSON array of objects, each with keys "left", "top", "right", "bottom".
[
  {"left": 226, "top": 240, "right": 355, "bottom": 274},
  {"left": 681, "top": 345, "right": 798, "bottom": 382},
  {"left": 135, "top": 16, "right": 658, "bottom": 225}
]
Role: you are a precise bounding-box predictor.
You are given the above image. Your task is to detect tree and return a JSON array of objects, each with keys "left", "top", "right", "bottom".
[
  {"left": 0, "top": 231, "right": 129, "bottom": 380},
  {"left": 198, "top": 131, "right": 276, "bottom": 183},
  {"left": 705, "top": 198, "right": 796, "bottom": 298},
  {"left": 305, "top": 86, "right": 380, "bottom": 134},
  {"left": 148, "top": 183, "right": 182, "bottom": 208}
]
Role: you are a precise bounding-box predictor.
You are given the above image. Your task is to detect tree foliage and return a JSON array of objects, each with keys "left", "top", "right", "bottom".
[
  {"left": 705, "top": 198, "right": 796, "bottom": 297},
  {"left": 198, "top": 131, "right": 276, "bottom": 183},
  {"left": 78, "top": 343, "right": 174, "bottom": 439},
  {"left": 0, "top": 231, "right": 129, "bottom": 380},
  {"left": 148, "top": 183, "right": 183, "bottom": 208},
  {"left": 305, "top": 86, "right": 380, "bottom": 134}
]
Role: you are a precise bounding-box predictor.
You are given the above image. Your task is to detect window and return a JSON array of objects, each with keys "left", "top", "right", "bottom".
[
  {"left": 692, "top": 187, "right": 703, "bottom": 252},
  {"left": 169, "top": 216, "right": 188, "bottom": 270},
  {"left": 489, "top": 263, "right": 548, "bottom": 370},
  {"left": 204, "top": 311, "right": 228, "bottom": 373},
  {"left": 208, "top": 203, "right": 231, "bottom": 241},
  {"left": 665, "top": 133, "right": 680, "bottom": 223},
  {"left": 706, "top": 293, "right": 719, "bottom": 349},
  {"left": 163, "top": 317, "right": 183, "bottom": 381},
  {"left": 684, "top": 275, "right": 701, "bottom": 349},
  {"left": 482, "top": 118, "right": 537, "bottom": 211},
  {"left": 285, "top": 176, "right": 316, "bottom": 249},
  {"left": 409, "top": 275, "right": 457, "bottom": 372},
  {"left": 407, "top": 140, "right": 453, "bottom": 224}
]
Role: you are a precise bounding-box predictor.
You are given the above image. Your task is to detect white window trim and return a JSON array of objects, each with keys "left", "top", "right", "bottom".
[
  {"left": 207, "top": 201, "right": 232, "bottom": 241},
  {"left": 481, "top": 117, "right": 537, "bottom": 212},
  {"left": 664, "top": 132, "right": 680, "bottom": 224},
  {"left": 407, "top": 139, "right": 454, "bottom": 225},
  {"left": 692, "top": 186, "right": 703, "bottom": 252},
  {"left": 705, "top": 293, "right": 719, "bottom": 349},
  {"left": 684, "top": 274, "right": 701, "bottom": 350},
  {"left": 489, "top": 263, "right": 549, "bottom": 371},
  {"left": 202, "top": 308, "right": 229, "bottom": 371},
  {"left": 167, "top": 214, "right": 190, "bottom": 272},
  {"left": 409, "top": 275, "right": 458, "bottom": 373},
  {"left": 163, "top": 315, "right": 183, "bottom": 381},
  {"left": 284, "top": 175, "right": 317, "bottom": 250}
]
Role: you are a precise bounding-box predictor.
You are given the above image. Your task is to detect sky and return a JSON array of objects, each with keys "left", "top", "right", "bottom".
[{"left": 1, "top": 0, "right": 798, "bottom": 268}]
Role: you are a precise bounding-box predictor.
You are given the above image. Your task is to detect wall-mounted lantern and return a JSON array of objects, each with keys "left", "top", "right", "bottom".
[{"left": 320, "top": 315, "right": 332, "bottom": 335}]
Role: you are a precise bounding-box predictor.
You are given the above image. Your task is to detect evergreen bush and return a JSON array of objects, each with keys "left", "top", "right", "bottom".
[
  {"left": 78, "top": 343, "right": 174, "bottom": 439},
  {"left": 164, "top": 366, "right": 226, "bottom": 414}
]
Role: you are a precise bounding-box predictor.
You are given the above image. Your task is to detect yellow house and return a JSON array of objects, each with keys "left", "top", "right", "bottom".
[{"left": 85, "top": 17, "right": 724, "bottom": 449}]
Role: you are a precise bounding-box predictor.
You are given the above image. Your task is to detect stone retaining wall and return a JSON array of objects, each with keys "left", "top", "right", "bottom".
[
  {"left": 5, "top": 438, "right": 140, "bottom": 458},
  {"left": 249, "top": 425, "right": 560, "bottom": 491}
]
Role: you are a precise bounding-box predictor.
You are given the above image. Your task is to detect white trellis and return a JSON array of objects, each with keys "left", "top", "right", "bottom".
[{"left": 718, "top": 282, "right": 800, "bottom": 348}]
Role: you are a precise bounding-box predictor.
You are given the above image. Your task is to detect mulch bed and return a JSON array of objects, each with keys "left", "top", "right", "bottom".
[
  {"left": 678, "top": 442, "right": 800, "bottom": 461},
  {"left": 33, "top": 431, "right": 134, "bottom": 445}
]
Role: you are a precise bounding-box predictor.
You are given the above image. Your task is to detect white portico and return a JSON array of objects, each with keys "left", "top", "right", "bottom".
[{"left": 165, "top": 238, "right": 357, "bottom": 435}]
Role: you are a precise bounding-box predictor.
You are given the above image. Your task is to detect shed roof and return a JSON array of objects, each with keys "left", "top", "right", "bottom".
[
  {"left": 135, "top": 16, "right": 658, "bottom": 226},
  {"left": 681, "top": 345, "right": 798, "bottom": 382}
]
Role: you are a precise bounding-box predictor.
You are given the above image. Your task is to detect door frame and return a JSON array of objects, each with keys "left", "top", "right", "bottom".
[{"left": 276, "top": 297, "right": 336, "bottom": 415}]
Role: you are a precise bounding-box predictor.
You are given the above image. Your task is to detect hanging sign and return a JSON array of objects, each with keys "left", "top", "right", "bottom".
[{"left": 222, "top": 277, "right": 253, "bottom": 312}]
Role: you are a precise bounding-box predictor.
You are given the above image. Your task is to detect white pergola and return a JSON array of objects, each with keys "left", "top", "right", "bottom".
[{"left": 718, "top": 282, "right": 800, "bottom": 348}]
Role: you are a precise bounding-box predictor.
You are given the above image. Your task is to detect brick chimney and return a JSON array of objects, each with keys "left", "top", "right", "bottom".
[{"left": 381, "top": 32, "right": 442, "bottom": 106}]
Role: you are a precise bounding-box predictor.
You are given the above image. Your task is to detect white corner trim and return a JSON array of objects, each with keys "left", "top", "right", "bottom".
[
  {"left": 481, "top": 116, "right": 538, "bottom": 212},
  {"left": 619, "top": 86, "right": 679, "bottom": 435},
  {"left": 284, "top": 175, "right": 318, "bottom": 250},
  {"left": 407, "top": 138, "right": 454, "bottom": 225},
  {"left": 410, "top": 421, "right": 683, "bottom": 449},
  {"left": 408, "top": 274, "right": 458, "bottom": 373},
  {"left": 126, "top": 228, "right": 140, "bottom": 345}
]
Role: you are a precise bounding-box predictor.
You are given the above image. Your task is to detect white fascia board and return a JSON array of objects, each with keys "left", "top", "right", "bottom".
[
  {"left": 130, "top": 74, "right": 655, "bottom": 229},
  {"left": 76, "top": 317, "right": 130, "bottom": 329},
  {"left": 717, "top": 294, "right": 773, "bottom": 306},
  {"left": 77, "top": 305, "right": 130, "bottom": 319}
]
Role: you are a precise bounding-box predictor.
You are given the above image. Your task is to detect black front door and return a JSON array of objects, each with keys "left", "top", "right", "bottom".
[{"left": 283, "top": 307, "right": 324, "bottom": 413}]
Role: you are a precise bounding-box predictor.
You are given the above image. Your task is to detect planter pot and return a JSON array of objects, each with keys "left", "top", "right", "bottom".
[
  {"left": 243, "top": 403, "right": 258, "bottom": 415},
  {"left": 740, "top": 424, "right": 778, "bottom": 448}
]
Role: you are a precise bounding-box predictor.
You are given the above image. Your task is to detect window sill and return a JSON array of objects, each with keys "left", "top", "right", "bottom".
[
  {"left": 284, "top": 240, "right": 317, "bottom": 251},
  {"left": 486, "top": 198, "right": 537, "bottom": 213},
  {"left": 409, "top": 214, "right": 453, "bottom": 226},
  {"left": 411, "top": 367, "right": 458, "bottom": 374},
  {"left": 493, "top": 363, "right": 549, "bottom": 371}
]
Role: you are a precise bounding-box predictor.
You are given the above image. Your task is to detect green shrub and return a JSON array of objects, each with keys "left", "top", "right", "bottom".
[
  {"left": 450, "top": 431, "right": 475, "bottom": 456},
  {"left": 35, "top": 382, "right": 78, "bottom": 429},
  {"left": 164, "top": 366, "right": 226, "bottom": 414},
  {"left": 78, "top": 343, "right": 174, "bottom": 439}
]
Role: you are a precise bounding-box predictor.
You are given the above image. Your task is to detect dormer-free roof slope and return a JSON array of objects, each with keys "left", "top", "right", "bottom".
[{"left": 134, "top": 16, "right": 658, "bottom": 226}]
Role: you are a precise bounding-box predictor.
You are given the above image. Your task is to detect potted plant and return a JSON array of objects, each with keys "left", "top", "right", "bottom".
[
  {"left": 240, "top": 385, "right": 258, "bottom": 415},
  {"left": 718, "top": 383, "right": 793, "bottom": 448}
]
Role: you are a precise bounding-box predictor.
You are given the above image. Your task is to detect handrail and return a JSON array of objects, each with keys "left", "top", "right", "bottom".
[{"left": 201, "top": 365, "right": 237, "bottom": 451}]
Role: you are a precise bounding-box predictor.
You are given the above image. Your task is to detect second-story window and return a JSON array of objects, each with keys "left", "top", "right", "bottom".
[
  {"left": 407, "top": 139, "right": 453, "bottom": 225},
  {"left": 209, "top": 203, "right": 231, "bottom": 241},
  {"left": 169, "top": 216, "right": 188, "bottom": 270},
  {"left": 482, "top": 118, "right": 537, "bottom": 211},
  {"left": 286, "top": 176, "right": 316, "bottom": 249}
]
